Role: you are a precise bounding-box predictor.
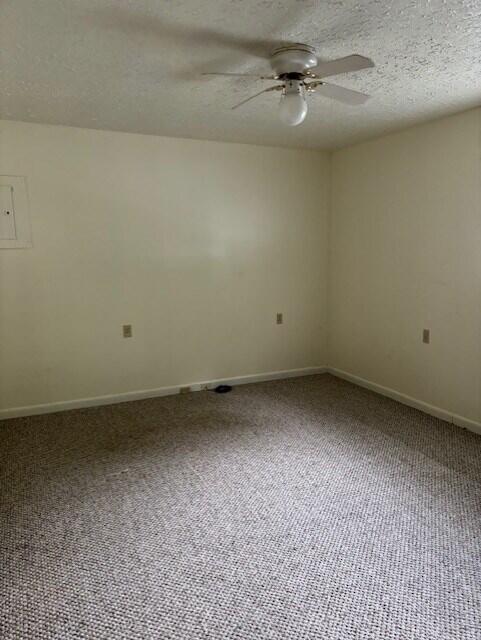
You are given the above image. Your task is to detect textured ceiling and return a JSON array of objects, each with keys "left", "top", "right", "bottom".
[{"left": 1, "top": 0, "right": 481, "bottom": 149}]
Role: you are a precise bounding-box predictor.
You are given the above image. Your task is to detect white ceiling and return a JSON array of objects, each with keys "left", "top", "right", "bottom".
[{"left": 1, "top": 0, "right": 481, "bottom": 150}]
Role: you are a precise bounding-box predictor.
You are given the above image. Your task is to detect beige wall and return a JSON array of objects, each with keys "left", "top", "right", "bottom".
[
  {"left": 0, "top": 120, "right": 330, "bottom": 411},
  {"left": 329, "top": 108, "right": 481, "bottom": 424},
  {"left": 3, "top": 110, "right": 480, "bottom": 423}
]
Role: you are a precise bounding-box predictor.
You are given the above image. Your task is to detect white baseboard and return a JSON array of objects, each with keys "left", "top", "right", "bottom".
[
  {"left": 0, "top": 366, "right": 327, "bottom": 420},
  {"left": 327, "top": 367, "right": 481, "bottom": 436},
  {"left": 3, "top": 365, "right": 480, "bottom": 438}
]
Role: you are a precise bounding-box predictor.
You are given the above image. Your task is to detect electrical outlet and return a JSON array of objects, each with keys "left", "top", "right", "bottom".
[
  {"left": 123, "top": 324, "right": 133, "bottom": 338},
  {"left": 423, "top": 329, "right": 430, "bottom": 344},
  {"left": 276, "top": 313, "right": 283, "bottom": 325},
  {"left": 189, "top": 383, "right": 206, "bottom": 392}
]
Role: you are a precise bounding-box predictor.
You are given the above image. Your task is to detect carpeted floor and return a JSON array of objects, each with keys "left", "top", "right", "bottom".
[{"left": 1, "top": 374, "right": 480, "bottom": 639}]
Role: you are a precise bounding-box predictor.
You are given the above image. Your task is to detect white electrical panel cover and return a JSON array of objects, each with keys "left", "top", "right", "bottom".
[{"left": 0, "top": 176, "right": 32, "bottom": 248}]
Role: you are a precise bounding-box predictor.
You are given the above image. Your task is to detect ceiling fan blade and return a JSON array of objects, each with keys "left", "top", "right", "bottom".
[
  {"left": 308, "top": 81, "right": 370, "bottom": 105},
  {"left": 232, "top": 85, "right": 282, "bottom": 110},
  {"left": 311, "top": 55, "right": 374, "bottom": 79},
  {"left": 203, "top": 72, "right": 276, "bottom": 80}
]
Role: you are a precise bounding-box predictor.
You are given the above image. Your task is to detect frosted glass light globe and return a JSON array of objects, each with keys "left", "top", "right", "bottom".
[{"left": 279, "top": 85, "right": 308, "bottom": 126}]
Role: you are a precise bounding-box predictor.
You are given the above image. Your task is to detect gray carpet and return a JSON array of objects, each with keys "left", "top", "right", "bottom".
[{"left": 1, "top": 374, "right": 480, "bottom": 640}]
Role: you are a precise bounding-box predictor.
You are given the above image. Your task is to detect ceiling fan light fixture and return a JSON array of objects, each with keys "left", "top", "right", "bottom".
[
  {"left": 209, "top": 45, "right": 374, "bottom": 124},
  {"left": 278, "top": 80, "right": 307, "bottom": 126}
]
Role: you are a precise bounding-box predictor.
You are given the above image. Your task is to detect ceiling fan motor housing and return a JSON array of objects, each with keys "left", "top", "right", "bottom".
[{"left": 270, "top": 44, "right": 318, "bottom": 76}]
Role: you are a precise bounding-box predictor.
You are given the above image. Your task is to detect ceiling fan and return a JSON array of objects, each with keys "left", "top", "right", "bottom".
[{"left": 203, "top": 44, "right": 374, "bottom": 126}]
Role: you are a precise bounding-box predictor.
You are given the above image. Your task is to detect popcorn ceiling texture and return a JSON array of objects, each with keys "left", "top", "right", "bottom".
[
  {"left": 1, "top": 0, "right": 480, "bottom": 149},
  {"left": 1, "top": 375, "right": 481, "bottom": 639}
]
